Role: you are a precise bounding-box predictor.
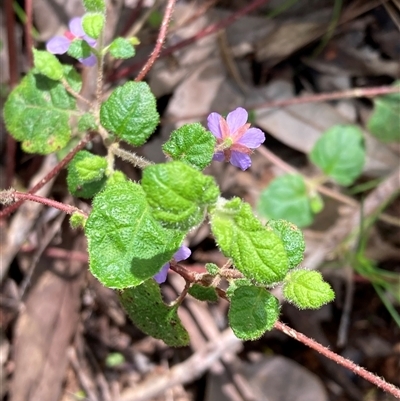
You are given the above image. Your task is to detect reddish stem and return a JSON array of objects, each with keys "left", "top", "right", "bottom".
[
  {"left": 5, "top": 0, "right": 19, "bottom": 189},
  {"left": 25, "top": 0, "right": 34, "bottom": 67},
  {"left": 170, "top": 262, "right": 400, "bottom": 397},
  {"left": 135, "top": 0, "right": 177, "bottom": 82},
  {"left": 5, "top": 191, "right": 87, "bottom": 217},
  {"left": 110, "top": 0, "right": 270, "bottom": 82},
  {"left": 274, "top": 321, "right": 400, "bottom": 398},
  {"left": 0, "top": 132, "right": 95, "bottom": 219}
]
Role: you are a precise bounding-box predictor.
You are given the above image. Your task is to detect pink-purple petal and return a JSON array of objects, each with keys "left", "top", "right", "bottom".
[
  {"left": 69, "top": 17, "right": 85, "bottom": 37},
  {"left": 84, "top": 36, "right": 97, "bottom": 47},
  {"left": 226, "top": 107, "right": 248, "bottom": 133},
  {"left": 154, "top": 263, "right": 170, "bottom": 284},
  {"left": 80, "top": 54, "right": 97, "bottom": 67},
  {"left": 213, "top": 151, "right": 225, "bottom": 162},
  {"left": 237, "top": 128, "right": 265, "bottom": 148},
  {"left": 46, "top": 36, "right": 71, "bottom": 54},
  {"left": 230, "top": 151, "right": 251, "bottom": 170},
  {"left": 207, "top": 112, "right": 223, "bottom": 138},
  {"left": 174, "top": 246, "right": 191, "bottom": 262}
]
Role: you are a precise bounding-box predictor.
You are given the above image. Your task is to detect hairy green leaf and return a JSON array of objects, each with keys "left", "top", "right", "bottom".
[
  {"left": 266, "top": 219, "right": 305, "bottom": 269},
  {"left": 85, "top": 172, "right": 185, "bottom": 289},
  {"left": 142, "top": 161, "right": 219, "bottom": 230},
  {"left": 100, "top": 81, "right": 159, "bottom": 146},
  {"left": 82, "top": 13, "right": 104, "bottom": 39},
  {"left": 188, "top": 284, "right": 218, "bottom": 302},
  {"left": 228, "top": 286, "right": 279, "bottom": 340},
  {"left": 33, "top": 49, "right": 63, "bottom": 80},
  {"left": 3, "top": 67, "right": 80, "bottom": 154},
  {"left": 82, "top": 0, "right": 106, "bottom": 12},
  {"left": 67, "top": 39, "right": 92, "bottom": 60},
  {"left": 120, "top": 279, "right": 190, "bottom": 346},
  {"left": 283, "top": 270, "right": 335, "bottom": 309},
  {"left": 162, "top": 123, "right": 216, "bottom": 170},
  {"left": 210, "top": 198, "right": 289, "bottom": 285},
  {"left": 109, "top": 37, "right": 136, "bottom": 59}
]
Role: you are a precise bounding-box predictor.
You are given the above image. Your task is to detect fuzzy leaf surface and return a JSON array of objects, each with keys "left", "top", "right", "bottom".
[
  {"left": 3, "top": 66, "right": 80, "bottom": 154},
  {"left": 228, "top": 286, "right": 279, "bottom": 340},
  {"left": 100, "top": 81, "right": 159, "bottom": 146},
  {"left": 33, "top": 49, "right": 63, "bottom": 80},
  {"left": 142, "top": 161, "right": 219, "bottom": 230},
  {"left": 120, "top": 280, "right": 189, "bottom": 347},
  {"left": 109, "top": 37, "right": 136, "bottom": 59},
  {"left": 188, "top": 284, "right": 218, "bottom": 302},
  {"left": 83, "top": 0, "right": 106, "bottom": 12},
  {"left": 162, "top": 123, "right": 216, "bottom": 170},
  {"left": 82, "top": 13, "right": 104, "bottom": 39},
  {"left": 283, "top": 270, "right": 335, "bottom": 309},
  {"left": 258, "top": 174, "right": 313, "bottom": 227},
  {"left": 266, "top": 219, "right": 305, "bottom": 269},
  {"left": 85, "top": 173, "right": 185, "bottom": 288},
  {"left": 210, "top": 198, "right": 289, "bottom": 285}
]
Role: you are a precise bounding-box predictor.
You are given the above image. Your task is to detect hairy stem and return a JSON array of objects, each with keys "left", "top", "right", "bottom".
[
  {"left": 0, "top": 132, "right": 95, "bottom": 219},
  {"left": 110, "top": 144, "right": 154, "bottom": 169},
  {"left": 0, "top": 190, "right": 87, "bottom": 217}
]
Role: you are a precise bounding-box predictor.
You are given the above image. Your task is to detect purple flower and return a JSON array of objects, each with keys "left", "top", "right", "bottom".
[
  {"left": 46, "top": 17, "right": 97, "bottom": 67},
  {"left": 207, "top": 107, "right": 265, "bottom": 171},
  {"left": 153, "top": 246, "right": 191, "bottom": 284}
]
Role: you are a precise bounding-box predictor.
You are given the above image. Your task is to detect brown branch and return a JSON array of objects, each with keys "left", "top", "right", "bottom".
[
  {"left": 164, "top": 85, "right": 400, "bottom": 124},
  {"left": 24, "top": 0, "right": 33, "bottom": 67},
  {"left": 135, "top": 0, "right": 177, "bottom": 82},
  {"left": 111, "top": 0, "right": 271, "bottom": 82},
  {"left": 1, "top": 190, "right": 87, "bottom": 217},
  {"left": 274, "top": 321, "right": 400, "bottom": 398},
  {"left": 0, "top": 132, "right": 95, "bottom": 219}
]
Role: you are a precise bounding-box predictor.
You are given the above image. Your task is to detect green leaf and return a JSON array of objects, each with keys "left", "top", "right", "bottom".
[
  {"left": 142, "top": 161, "right": 220, "bottom": 230},
  {"left": 205, "top": 263, "right": 219, "bottom": 276},
  {"left": 70, "top": 212, "right": 87, "bottom": 229},
  {"left": 310, "top": 125, "right": 365, "bottom": 186},
  {"left": 3, "top": 67, "right": 79, "bottom": 154},
  {"left": 210, "top": 198, "right": 289, "bottom": 285},
  {"left": 100, "top": 81, "right": 159, "bottom": 146},
  {"left": 188, "top": 284, "right": 218, "bottom": 302},
  {"left": 109, "top": 37, "right": 136, "bottom": 59},
  {"left": 258, "top": 174, "right": 313, "bottom": 228},
  {"left": 309, "top": 191, "right": 324, "bottom": 214},
  {"left": 85, "top": 172, "right": 185, "bottom": 289},
  {"left": 283, "top": 270, "right": 335, "bottom": 309},
  {"left": 82, "top": 13, "right": 105, "bottom": 39},
  {"left": 162, "top": 123, "right": 216, "bottom": 170},
  {"left": 67, "top": 150, "right": 107, "bottom": 198},
  {"left": 367, "top": 89, "right": 400, "bottom": 142},
  {"left": 226, "top": 278, "right": 253, "bottom": 299},
  {"left": 119, "top": 279, "right": 189, "bottom": 347},
  {"left": 33, "top": 49, "right": 63, "bottom": 80},
  {"left": 68, "top": 39, "right": 93, "bottom": 60},
  {"left": 78, "top": 113, "right": 98, "bottom": 132},
  {"left": 228, "top": 286, "right": 280, "bottom": 340},
  {"left": 82, "top": 0, "right": 106, "bottom": 13},
  {"left": 266, "top": 219, "right": 305, "bottom": 269},
  {"left": 105, "top": 353, "right": 125, "bottom": 367}
]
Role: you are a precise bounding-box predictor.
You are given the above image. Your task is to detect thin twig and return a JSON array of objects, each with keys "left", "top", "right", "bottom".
[
  {"left": 62, "top": 78, "right": 92, "bottom": 107},
  {"left": 0, "top": 132, "right": 95, "bottom": 219},
  {"left": 1, "top": 190, "right": 87, "bottom": 217},
  {"left": 24, "top": 0, "right": 33, "bottom": 67},
  {"left": 110, "top": 145, "right": 154, "bottom": 169},
  {"left": 135, "top": 0, "right": 177, "bottom": 82},
  {"left": 274, "top": 321, "right": 400, "bottom": 398},
  {"left": 111, "top": 0, "right": 271, "bottom": 82},
  {"left": 5, "top": 0, "right": 18, "bottom": 188},
  {"left": 164, "top": 85, "right": 400, "bottom": 124}
]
